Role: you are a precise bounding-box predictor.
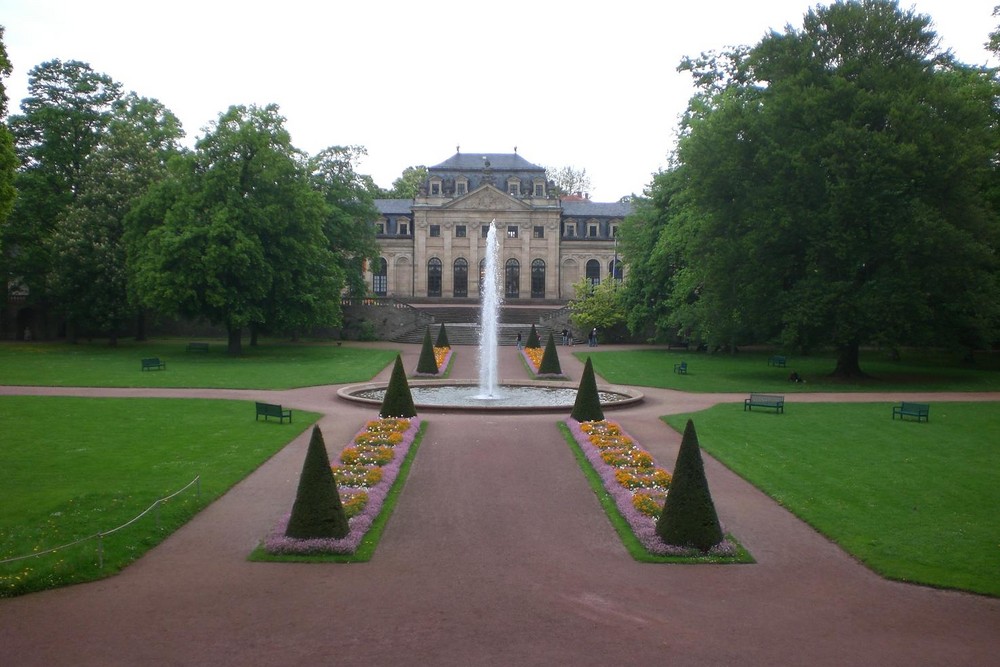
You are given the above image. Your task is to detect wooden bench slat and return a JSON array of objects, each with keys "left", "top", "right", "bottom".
[{"left": 744, "top": 393, "right": 785, "bottom": 413}]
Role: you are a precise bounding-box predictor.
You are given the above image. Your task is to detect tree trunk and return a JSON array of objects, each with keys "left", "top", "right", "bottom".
[
  {"left": 134, "top": 310, "right": 147, "bottom": 342},
  {"left": 227, "top": 327, "right": 243, "bottom": 356},
  {"left": 250, "top": 326, "right": 258, "bottom": 347},
  {"left": 832, "top": 340, "right": 866, "bottom": 378}
]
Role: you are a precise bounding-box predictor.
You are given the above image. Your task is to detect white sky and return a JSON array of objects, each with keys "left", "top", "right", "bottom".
[{"left": 1, "top": 0, "right": 996, "bottom": 200}]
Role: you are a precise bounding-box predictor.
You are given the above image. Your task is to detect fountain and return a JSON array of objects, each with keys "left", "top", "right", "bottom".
[
  {"left": 476, "top": 220, "right": 502, "bottom": 398},
  {"left": 338, "top": 220, "right": 642, "bottom": 411}
]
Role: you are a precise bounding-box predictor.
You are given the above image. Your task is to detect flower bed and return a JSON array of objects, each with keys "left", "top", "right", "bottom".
[
  {"left": 519, "top": 346, "right": 563, "bottom": 377},
  {"left": 564, "top": 417, "right": 738, "bottom": 557},
  {"left": 263, "top": 416, "right": 422, "bottom": 555}
]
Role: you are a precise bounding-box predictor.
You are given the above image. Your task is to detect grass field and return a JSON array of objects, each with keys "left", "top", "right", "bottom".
[
  {"left": 0, "top": 340, "right": 399, "bottom": 389},
  {"left": 663, "top": 402, "right": 1000, "bottom": 596},
  {"left": 0, "top": 396, "right": 320, "bottom": 597},
  {"left": 578, "top": 348, "right": 1000, "bottom": 392}
]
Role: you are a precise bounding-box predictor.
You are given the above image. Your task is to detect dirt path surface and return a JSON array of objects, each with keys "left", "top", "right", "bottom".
[{"left": 1, "top": 344, "right": 998, "bottom": 666}]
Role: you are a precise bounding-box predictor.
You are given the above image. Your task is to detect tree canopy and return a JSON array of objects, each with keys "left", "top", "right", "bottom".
[{"left": 621, "top": 0, "right": 1000, "bottom": 374}]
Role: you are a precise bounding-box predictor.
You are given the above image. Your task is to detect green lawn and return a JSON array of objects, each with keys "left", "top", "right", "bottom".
[
  {"left": 0, "top": 340, "right": 399, "bottom": 389},
  {"left": 579, "top": 348, "right": 1000, "bottom": 392},
  {"left": 0, "top": 396, "right": 320, "bottom": 597},
  {"left": 663, "top": 402, "right": 1000, "bottom": 596}
]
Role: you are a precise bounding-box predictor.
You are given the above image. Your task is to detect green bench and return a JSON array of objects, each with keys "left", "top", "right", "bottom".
[
  {"left": 673, "top": 361, "right": 688, "bottom": 374},
  {"left": 892, "top": 402, "right": 929, "bottom": 422},
  {"left": 256, "top": 402, "right": 292, "bottom": 424},
  {"left": 744, "top": 393, "right": 784, "bottom": 413},
  {"left": 768, "top": 355, "right": 787, "bottom": 367},
  {"left": 186, "top": 342, "right": 210, "bottom": 352},
  {"left": 141, "top": 357, "right": 165, "bottom": 371}
]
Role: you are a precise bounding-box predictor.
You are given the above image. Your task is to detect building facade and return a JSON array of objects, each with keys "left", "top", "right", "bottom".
[{"left": 368, "top": 151, "right": 629, "bottom": 302}]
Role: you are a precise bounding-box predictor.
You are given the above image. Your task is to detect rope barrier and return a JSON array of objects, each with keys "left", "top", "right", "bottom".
[{"left": 0, "top": 476, "right": 201, "bottom": 566}]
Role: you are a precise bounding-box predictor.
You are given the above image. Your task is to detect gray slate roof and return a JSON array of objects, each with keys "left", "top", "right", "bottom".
[
  {"left": 430, "top": 152, "right": 545, "bottom": 173},
  {"left": 561, "top": 200, "right": 631, "bottom": 217},
  {"left": 375, "top": 199, "right": 414, "bottom": 215}
]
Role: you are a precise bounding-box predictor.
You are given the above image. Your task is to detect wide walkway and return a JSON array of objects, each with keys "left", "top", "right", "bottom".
[{"left": 1, "top": 344, "right": 998, "bottom": 666}]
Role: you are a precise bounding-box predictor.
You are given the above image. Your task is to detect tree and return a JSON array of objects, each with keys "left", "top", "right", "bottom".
[
  {"left": 628, "top": 0, "right": 1000, "bottom": 375},
  {"left": 655, "top": 419, "right": 723, "bottom": 552},
  {"left": 308, "top": 145, "right": 380, "bottom": 298},
  {"left": 416, "top": 326, "right": 438, "bottom": 374},
  {"left": 386, "top": 165, "right": 427, "bottom": 198},
  {"left": 570, "top": 356, "right": 604, "bottom": 423},
  {"left": 435, "top": 322, "right": 450, "bottom": 348},
  {"left": 48, "top": 93, "right": 183, "bottom": 343},
  {"left": 546, "top": 165, "right": 592, "bottom": 197},
  {"left": 0, "top": 28, "right": 16, "bottom": 240},
  {"left": 525, "top": 323, "right": 540, "bottom": 348},
  {"left": 2, "top": 60, "right": 122, "bottom": 320},
  {"left": 285, "top": 425, "right": 349, "bottom": 539},
  {"left": 380, "top": 355, "right": 417, "bottom": 418},
  {"left": 568, "top": 278, "right": 627, "bottom": 343},
  {"left": 537, "top": 331, "right": 563, "bottom": 375},
  {"left": 127, "top": 104, "right": 341, "bottom": 355}
]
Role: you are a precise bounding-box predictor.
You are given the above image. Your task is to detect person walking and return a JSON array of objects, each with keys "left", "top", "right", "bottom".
[
  {"left": 516, "top": 331, "right": 523, "bottom": 349},
  {"left": 561, "top": 328, "right": 569, "bottom": 345}
]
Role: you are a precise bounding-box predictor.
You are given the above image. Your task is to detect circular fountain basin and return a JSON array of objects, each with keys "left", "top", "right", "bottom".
[{"left": 337, "top": 379, "right": 643, "bottom": 412}]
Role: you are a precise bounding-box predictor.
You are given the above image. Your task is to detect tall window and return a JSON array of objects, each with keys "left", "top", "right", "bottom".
[
  {"left": 505, "top": 258, "right": 520, "bottom": 298},
  {"left": 455, "top": 225, "right": 467, "bottom": 238},
  {"left": 429, "top": 225, "right": 441, "bottom": 237},
  {"left": 479, "top": 258, "right": 487, "bottom": 296},
  {"left": 586, "top": 259, "right": 601, "bottom": 286},
  {"left": 453, "top": 258, "right": 468, "bottom": 298},
  {"left": 609, "top": 259, "right": 623, "bottom": 282},
  {"left": 531, "top": 259, "right": 545, "bottom": 298},
  {"left": 507, "top": 225, "right": 518, "bottom": 238},
  {"left": 482, "top": 225, "right": 490, "bottom": 238},
  {"left": 373, "top": 257, "right": 388, "bottom": 296},
  {"left": 427, "top": 258, "right": 442, "bottom": 297},
  {"left": 533, "top": 226, "right": 544, "bottom": 239}
]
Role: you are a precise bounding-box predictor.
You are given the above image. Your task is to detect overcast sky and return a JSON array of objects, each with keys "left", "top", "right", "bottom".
[{"left": 2, "top": 0, "right": 996, "bottom": 200}]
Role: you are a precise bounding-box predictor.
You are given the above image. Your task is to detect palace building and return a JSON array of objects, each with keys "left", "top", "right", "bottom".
[{"left": 368, "top": 151, "right": 629, "bottom": 303}]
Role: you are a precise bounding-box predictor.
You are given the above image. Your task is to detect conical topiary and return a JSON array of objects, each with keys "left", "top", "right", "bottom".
[
  {"left": 285, "top": 425, "right": 349, "bottom": 539},
  {"left": 655, "top": 419, "right": 723, "bottom": 552},
  {"left": 380, "top": 354, "right": 417, "bottom": 418},
  {"left": 435, "top": 322, "right": 450, "bottom": 348},
  {"left": 570, "top": 356, "right": 604, "bottom": 422},
  {"left": 416, "top": 327, "right": 438, "bottom": 374},
  {"left": 538, "top": 331, "right": 563, "bottom": 375},
  {"left": 525, "top": 323, "right": 541, "bottom": 348}
]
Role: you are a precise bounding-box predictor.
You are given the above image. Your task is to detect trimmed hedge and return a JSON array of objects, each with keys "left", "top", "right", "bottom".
[{"left": 285, "top": 426, "right": 349, "bottom": 539}]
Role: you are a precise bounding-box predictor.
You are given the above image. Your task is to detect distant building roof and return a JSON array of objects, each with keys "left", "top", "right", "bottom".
[
  {"left": 374, "top": 199, "right": 413, "bottom": 215},
  {"left": 430, "top": 152, "right": 545, "bottom": 173},
  {"left": 561, "top": 200, "right": 631, "bottom": 217}
]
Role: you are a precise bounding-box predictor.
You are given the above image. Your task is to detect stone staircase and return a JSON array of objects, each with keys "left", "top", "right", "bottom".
[{"left": 393, "top": 305, "right": 565, "bottom": 345}]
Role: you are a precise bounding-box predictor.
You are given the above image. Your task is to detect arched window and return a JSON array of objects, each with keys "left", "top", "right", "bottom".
[
  {"left": 531, "top": 259, "right": 545, "bottom": 298},
  {"left": 609, "top": 259, "right": 623, "bottom": 282},
  {"left": 505, "top": 258, "right": 520, "bottom": 299},
  {"left": 427, "top": 258, "right": 442, "bottom": 297},
  {"left": 453, "top": 258, "right": 468, "bottom": 298},
  {"left": 586, "top": 259, "right": 601, "bottom": 286},
  {"left": 372, "top": 257, "right": 388, "bottom": 296}
]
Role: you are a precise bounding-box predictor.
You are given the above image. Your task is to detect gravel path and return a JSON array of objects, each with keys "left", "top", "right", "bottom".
[{"left": 1, "top": 344, "right": 998, "bottom": 666}]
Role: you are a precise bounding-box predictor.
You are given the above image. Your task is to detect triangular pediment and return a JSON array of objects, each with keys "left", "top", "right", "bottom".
[{"left": 444, "top": 185, "right": 531, "bottom": 211}]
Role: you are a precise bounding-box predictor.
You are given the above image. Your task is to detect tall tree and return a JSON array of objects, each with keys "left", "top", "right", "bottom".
[
  {"left": 48, "top": 93, "right": 183, "bottom": 343},
  {"left": 127, "top": 104, "right": 340, "bottom": 355},
  {"left": 627, "top": 0, "right": 1000, "bottom": 375},
  {"left": 308, "top": 145, "right": 380, "bottom": 298},
  {"left": 546, "top": 165, "right": 592, "bottom": 198},
  {"left": 386, "top": 165, "right": 427, "bottom": 198},
  {"left": 0, "top": 27, "right": 16, "bottom": 239},
  {"left": 2, "top": 60, "right": 122, "bottom": 318}
]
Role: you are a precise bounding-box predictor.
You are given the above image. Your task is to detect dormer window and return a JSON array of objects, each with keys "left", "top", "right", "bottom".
[
  {"left": 430, "top": 181, "right": 442, "bottom": 196},
  {"left": 456, "top": 178, "right": 468, "bottom": 195},
  {"left": 507, "top": 178, "right": 521, "bottom": 196},
  {"left": 533, "top": 180, "right": 545, "bottom": 197}
]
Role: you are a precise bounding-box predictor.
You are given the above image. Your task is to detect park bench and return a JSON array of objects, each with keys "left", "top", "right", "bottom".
[
  {"left": 768, "top": 355, "right": 787, "bottom": 367},
  {"left": 744, "top": 393, "right": 785, "bottom": 413},
  {"left": 256, "top": 402, "right": 292, "bottom": 424},
  {"left": 892, "top": 402, "right": 929, "bottom": 422},
  {"left": 673, "top": 361, "right": 688, "bottom": 375},
  {"left": 186, "top": 342, "right": 209, "bottom": 352},
  {"left": 141, "top": 357, "right": 165, "bottom": 371}
]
